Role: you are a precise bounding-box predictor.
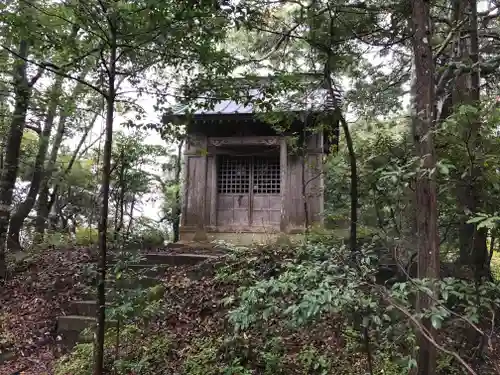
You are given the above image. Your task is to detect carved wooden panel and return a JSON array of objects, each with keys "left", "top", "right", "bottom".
[{"left": 209, "top": 136, "right": 280, "bottom": 147}]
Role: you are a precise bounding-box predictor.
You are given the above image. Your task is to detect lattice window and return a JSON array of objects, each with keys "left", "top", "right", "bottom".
[
  {"left": 253, "top": 156, "right": 280, "bottom": 194},
  {"left": 218, "top": 156, "right": 250, "bottom": 194}
]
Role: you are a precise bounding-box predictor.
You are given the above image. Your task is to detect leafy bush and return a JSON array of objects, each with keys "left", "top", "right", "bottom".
[
  {"left": 491, "top": 251, "right": 500, "bottom": 281},
  {"left": 54, "top": 341, "right": 96, "bottom": 375},
  {"left": 55, "top": 239, "right": 500, "bottom": 375},
  {"left": 75, "top": 227, "right": 99, "bottom": 246},
  {"left": 183, "top": 337, "right": 225, "bottom": 375},
  {"left": 219, "top": 240, "right": 500, "bottom": 374},
  {"left": 54, "top": 325, "right": 172, "bottom": 375},
  {"left": 40, "top": 231, "right": 70, "bottom": 248}
]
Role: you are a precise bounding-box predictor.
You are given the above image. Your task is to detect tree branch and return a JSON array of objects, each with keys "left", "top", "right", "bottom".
[
  {"left": 433, "top": 19, "right": 467, "bottom": 62},
  {"left": 381, "top": 292, "right": 478, "bottom": 375},
  {"left": 25, "top": 124, "right": 41, "bottom": 134},
  {"left": 1, "top": 45, "right": 106, "bottom": 96}
]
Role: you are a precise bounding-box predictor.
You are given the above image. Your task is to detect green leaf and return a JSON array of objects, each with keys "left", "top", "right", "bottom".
[
  {"left": 441, "top": 289, "right": 448, "bottom": 301},
  {"left": 467, "top": 216, "right": 486, "bottom": 224},
  {"left": 430, "top": 315, "right": 442, "bottom": 329}
]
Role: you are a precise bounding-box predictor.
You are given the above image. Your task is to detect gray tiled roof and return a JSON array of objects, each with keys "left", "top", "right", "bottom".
[{"left": 170, "top": 87, "right": 342, "bottom": 117}]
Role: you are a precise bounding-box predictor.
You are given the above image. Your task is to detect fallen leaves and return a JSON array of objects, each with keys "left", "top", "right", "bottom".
[{"left": 0, "top": 247, "right": 94, "bottom": 375}]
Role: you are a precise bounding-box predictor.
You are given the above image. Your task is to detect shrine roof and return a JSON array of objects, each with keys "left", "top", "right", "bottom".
[{"left": 163, "top": 84, "right": 343, "bottom": 124}]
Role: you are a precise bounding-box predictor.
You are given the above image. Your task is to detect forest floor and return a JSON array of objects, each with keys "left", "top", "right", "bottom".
[
  {"left": 0, "top": 244, "right": 232, "bottom": 375},
  {"left": 0, "top": 247, "right": 93, "bottom": 374},
  {"left": 2, "top": 244, "right": 500, "bottom": 375}
]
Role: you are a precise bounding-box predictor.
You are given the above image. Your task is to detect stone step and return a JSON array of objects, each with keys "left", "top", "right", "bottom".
[
  {"left": 140, "top": 252, "right": 220, "bottom": 266},
  {"left": 0, "top": 350, "right": 16, "bottom": 365},
  {"left": 57, "top": 315, "right": 117, "bottom": 333},
  {"left": 70, "top": 300, "right": 98, "bottom": 317},
  {"left": 118, "top": 264, "right": 169, "bottom": 277},
  {"left": 107, "top": 276, "right": 160, "bottom": 288},
  {"left": 57, "top": 329, "right": 91, "bottom": 350},
  {"left": 86, "top": 275, "right": 161, "bottom": 289},
  {"left": 57, "top": 315, "right": 118, "bottom": 348},
  {"left": 81, "top": 277, "right": 161, "bottom": 301},
  {"left": 70, "top": 297, "right": 164, "bottom": 318}
]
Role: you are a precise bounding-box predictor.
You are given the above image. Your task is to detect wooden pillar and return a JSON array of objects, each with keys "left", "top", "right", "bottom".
[
  {"left": 199, "top": 152, "right": 207, "bottom": 229},
  {"left": 180, "top": 134, "right": 209, "bottom": 241},
  {"left": 194, "top": 136, "right": 208, "bottom": 241},
  {"left": 209, "top": 154, "right": 217, "bottom": 227},
  {"left": 280, "top": 137, "right": 288, "bottom": 232},
  {"left": 180, "top": 143, "right": 189, "bottom": 227}
]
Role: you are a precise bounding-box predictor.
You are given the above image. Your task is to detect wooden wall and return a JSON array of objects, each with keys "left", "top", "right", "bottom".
[
  {"left": 285, "top": 132, "right": 324, "bottom": 231},
  {"left": 181, "top": 131, "right": 324, "bottom": 235},
  {"left": 182, "top": 133, "right": 208, "bottom": 229}
]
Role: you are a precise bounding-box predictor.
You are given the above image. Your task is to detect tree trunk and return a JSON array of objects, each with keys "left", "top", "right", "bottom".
[
  {"left": 34, "top": 113, "right": 68, "bottom": 238},
  {"left": 44, "top": 113, "right": 98, "bottom": 222},
  {"left": 452, "top": 0, "right": 487, "bottom": 279},
  {"left": 94, "top": 20, "right": 117, "bottom": 375},
  {"left": 323, "top": 68, "right": 358, "bottom": 252},
  {"left": 338, "top": 112, "right": 358, "bottom": 253},
  {"left": 114, "top": 149, "right": 126, "bottom": 239},
  {"left": 0, "top": 27, "right": 41, "bottom": 277},
  {"left": 172, "top": 139, "right": 184, "bottom": 243},
  {"left": 467, "top": 0, "right": 488, "bottom": 281},
  {"left": 410, "top": 1, "right": 440, "bottom": 375},
  {"left": 42, "top": 80, "right": 122, "bottom": 230},
  {"left": 126, "top": 197, "right": 135, "bottom": 236},
  {"left": 8, "top": 74, "right": 64, "bottom": 251},
  {"left": 35, "top": 71, "right": 91, "bottom": 238}
]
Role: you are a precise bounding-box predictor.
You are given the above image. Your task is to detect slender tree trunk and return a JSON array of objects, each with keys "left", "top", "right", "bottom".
[
  {"left": 113, "top": 150, "right": 126, "bottom": 240},
  {"left": 338, "top": 113, "right": 358, "bottom": 253},
  {"left": 44, "top": 114, "right": 98, "bottom": 219},
  {"left": 0, "top": 26, "right": 41, "bottom": 277},
  {"left": 94, "top": 20, "right": 117, "bottom": 375},
  {"left": 113, "top": 193, "right": 119, "bottom": 235},
  {"left": 117, "top": 150, "right": 125, "bottom": 232},
  {"left": 118, "top": 190, "right": 125, "bottom": 234},
  {"left": 42, "top": 79, "right": 122, "bottom": 228},
  {"left": 126, "top": 197, "right": 135, "bottom": 236},
  {"left": 34, "top": 113, "right": 68, "bottom": 238},
  {"left": 324, "top": 69, "right": 358, "bottom": 252},
  {"left": 410, "top": 2, "right": 440, "bottom": 375},
  {"left": 7, "top": 75, "right": 64, "bottom": 251},
  {"left": 35, "top": 71, "right": 91, "bottom": 237},
  {"left": 172, "top": 139, "right": 184, "bottom": 243}
]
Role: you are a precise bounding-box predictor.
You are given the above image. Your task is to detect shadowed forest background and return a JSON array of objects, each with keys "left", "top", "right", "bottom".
[{"left": 1, "top": 0, "right": 500, "bottom": 374}]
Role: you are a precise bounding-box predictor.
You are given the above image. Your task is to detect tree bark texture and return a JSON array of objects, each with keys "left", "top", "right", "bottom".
[
  {"left": 94, "top": 22, "right": 117, "bottom": 375},
  {"left": 410, "top": 1, "right": 440, "bottom": 375},
  {"left": 35, "top": 70, "right": 91, "bottom": 237},
  {"left": 0, "top": 34, "right": 37, "bottom": 277},
  {"left": 8, "top": 75, "right": 64, "bottom": 251},
  {"left": 452, "top": 0, "right": 488, "bottom": 279},
  {"left": 172, "top": 139, "right": 184, "bottom": 243}
]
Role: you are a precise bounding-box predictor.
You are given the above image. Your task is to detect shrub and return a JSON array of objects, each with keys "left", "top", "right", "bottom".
[
  {"left": 54, "top": 325, "right": 171, "bottom": 375},
  {"left": 491, "top": 251, "right": 500, "bottom": 281},
  {"left": 75, "top": 227, "right": 99, "bottom": 246}
]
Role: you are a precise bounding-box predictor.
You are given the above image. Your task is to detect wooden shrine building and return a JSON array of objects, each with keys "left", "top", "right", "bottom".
[{"left": 165, "top": 83, "right": 340, "bottom": 244}]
